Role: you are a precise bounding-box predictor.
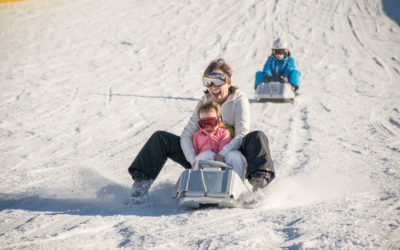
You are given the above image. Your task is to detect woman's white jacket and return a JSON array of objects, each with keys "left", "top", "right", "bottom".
[{"left": 180, "top": 90, "right": 250, "bottom": 165}]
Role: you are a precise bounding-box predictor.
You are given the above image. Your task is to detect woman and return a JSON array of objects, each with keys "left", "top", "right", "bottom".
[{"left": 128, "top": 58, "right": 275, "bottom": 197}]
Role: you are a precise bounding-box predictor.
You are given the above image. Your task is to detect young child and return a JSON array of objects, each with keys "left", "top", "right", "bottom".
[
  {"left": 257, "top": 38, "right": 301, "bottom": 90},
  {"left": 192, "top": 101, "right": 246, "bottom": 179}
]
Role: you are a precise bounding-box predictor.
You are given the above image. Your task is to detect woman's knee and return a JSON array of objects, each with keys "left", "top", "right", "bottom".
[
  {"left": 151, "top": 130, "right": 168, "bottom": 139},
  {"left": 149, "top": 130, "right": 178, "bottom": 146},
  {"left": 245, "top": 130, "right": 269, "bottom": 143}
]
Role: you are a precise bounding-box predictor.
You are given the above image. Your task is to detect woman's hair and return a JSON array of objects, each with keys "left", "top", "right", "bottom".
[
  {"left": 203, "top": 58, "right": 232, "bottom": 78},
  {"left": 203, "top": 58, "right": 237, "bottom": 94},
  {"left": 197, "top": 101, "right": 226, "bottom": 128}
]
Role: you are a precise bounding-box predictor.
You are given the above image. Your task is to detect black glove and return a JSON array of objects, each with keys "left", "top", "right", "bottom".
[
  {"left": 263, "top": 75, "right": 273, "bottom": 83},
  {"left": 279, "top": 75, "right": 288, "bottom": 83}
]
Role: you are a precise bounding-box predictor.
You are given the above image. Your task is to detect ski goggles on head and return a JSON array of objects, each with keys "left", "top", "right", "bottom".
[
  {"left": 198, "top": 117, "right": 219, "bottom": 129},
  {"left": 202, "top": 73, "right": 227, "bottom": 87},
  {"left": 273, "top": 49, "right": 286, "bottom": 55}
]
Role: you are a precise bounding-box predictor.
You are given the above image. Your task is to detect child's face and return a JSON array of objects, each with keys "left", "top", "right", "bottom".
[
  {"left": 275, "top": 53, "right": 284, "bottom": 60},
  {"left": 274, "top": 49, "right": 288, "bottom": 60},
  {"left": 199, "top": 110, "right": 218, "bottom": 135}
]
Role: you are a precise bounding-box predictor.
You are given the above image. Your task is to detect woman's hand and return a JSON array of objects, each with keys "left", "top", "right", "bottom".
[{"left": 214, "top": 154, "right": 225, "bottom": 162}]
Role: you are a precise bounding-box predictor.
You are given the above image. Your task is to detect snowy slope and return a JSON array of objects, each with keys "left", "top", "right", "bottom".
[{"left": 0, "top": 0, "right": 399, "bottom": 249}]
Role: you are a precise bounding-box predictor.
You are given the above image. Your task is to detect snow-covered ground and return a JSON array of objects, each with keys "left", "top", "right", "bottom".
[{"left": 1, "top": 0, "right": 399, "bottom": 248}]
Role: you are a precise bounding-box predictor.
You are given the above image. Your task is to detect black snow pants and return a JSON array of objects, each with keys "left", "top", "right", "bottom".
[{"left": 128, "top": 130, "right": 275, "bottom": 181}]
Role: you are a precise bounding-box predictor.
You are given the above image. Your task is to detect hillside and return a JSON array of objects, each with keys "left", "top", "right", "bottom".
[{"left": 1, "top": 0, "right": 399, "bottom": 248}]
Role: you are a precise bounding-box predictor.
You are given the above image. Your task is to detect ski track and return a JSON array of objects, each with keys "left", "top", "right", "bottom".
[{"left": 1, "top": 0, "right": 399, "bottom": 249}]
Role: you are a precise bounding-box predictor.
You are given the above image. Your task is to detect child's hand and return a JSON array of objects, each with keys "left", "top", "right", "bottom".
[
  {"left": 214, "top": 154, "right": 225, "bottom": 162},
  {"left": 264, "top": 74, "right": 273, "bottom": 83}
]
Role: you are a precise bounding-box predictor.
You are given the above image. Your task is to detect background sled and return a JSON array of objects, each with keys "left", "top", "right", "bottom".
[
  {"left": 254, "top": 81, "right": 295, "bottom": 103},
  {"left": 173, "top": 160, "right": 251, "bottom": 209}
]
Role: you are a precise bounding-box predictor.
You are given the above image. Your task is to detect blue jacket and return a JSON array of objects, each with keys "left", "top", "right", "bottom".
[{"left": 263, "top": 55, "right": 296, "bottom": 77}]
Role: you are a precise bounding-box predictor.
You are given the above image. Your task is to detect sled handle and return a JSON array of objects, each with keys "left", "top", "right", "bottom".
[
  {"left": 199, "top": 169, "right": 208, "bottom": 197},
  {"left": 197, "top": 160, "right": 233, "bottom": 170}
]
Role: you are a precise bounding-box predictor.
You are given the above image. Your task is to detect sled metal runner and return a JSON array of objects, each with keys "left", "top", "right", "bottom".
[
  {"left": 173, "top": 160, "right": 251, "bottom": 209},
  {"left": 255, "top": 82, "right": 295, "bottom": 103}
]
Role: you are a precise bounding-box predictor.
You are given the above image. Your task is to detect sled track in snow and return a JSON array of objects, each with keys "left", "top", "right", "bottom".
[
  {"left": 369, "top": 100, "right": 400, "bottom": 152},
  {"left": 1, "top": 0, "right": 399, "bottom": 248}
]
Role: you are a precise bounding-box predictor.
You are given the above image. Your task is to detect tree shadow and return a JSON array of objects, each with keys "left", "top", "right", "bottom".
[
  {"left": 0, "top": 182, "right": 188, "bottom": 217},
  {"left": 94, "top": 92, "right": 200, "bottom": 102},
  {"left": 382, "top": 0, "right": 400, "bottom": 26}
]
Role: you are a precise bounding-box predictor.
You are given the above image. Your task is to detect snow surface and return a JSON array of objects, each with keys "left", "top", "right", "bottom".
[{"left": 1, "top": 0, "right": 399, "bottom": 249}]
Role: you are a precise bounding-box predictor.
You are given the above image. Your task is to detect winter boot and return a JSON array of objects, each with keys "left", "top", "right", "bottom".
[
  {"left": 131, "top": 180, "right": 152, "bottom": 197},
  {"left": 130, "top": 169, "right": 153, "bottom": 197},
  {"left": 248, "top": 170, "right": 274, "bottom": 191}
]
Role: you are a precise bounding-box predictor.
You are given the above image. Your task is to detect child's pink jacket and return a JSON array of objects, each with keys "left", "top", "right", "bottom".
[{"left": 193, "top": 127, "right": 232, "bottom": 155}]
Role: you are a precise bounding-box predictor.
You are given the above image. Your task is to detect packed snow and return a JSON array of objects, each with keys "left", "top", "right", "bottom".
[{"left": 1, "top": 0, "right": 399, "bottom": 249}]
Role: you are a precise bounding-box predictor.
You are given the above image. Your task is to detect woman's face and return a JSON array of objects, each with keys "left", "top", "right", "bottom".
[{"left": 207, "top": 69, "right": 231, "bottom": 104}]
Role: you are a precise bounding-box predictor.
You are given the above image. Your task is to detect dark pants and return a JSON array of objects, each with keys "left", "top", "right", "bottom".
[
  {"left": 240, "top": 131, "right": 275, "bottom": 179},
  {"left": 128, "top": 130, "right": 275, "bottom": 181}
]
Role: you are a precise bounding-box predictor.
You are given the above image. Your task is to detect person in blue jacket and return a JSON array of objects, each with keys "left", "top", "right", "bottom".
[{"left": 255, "top": 38, "right": 301, "bottom": 90}]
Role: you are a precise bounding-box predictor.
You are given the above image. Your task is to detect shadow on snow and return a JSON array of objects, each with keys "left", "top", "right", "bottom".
[
  {"left": 94, "top": 92, "right": 200, "bottom": 102},
  {"left": 0, "top": 182, "right": 190, "bottom": 217}
]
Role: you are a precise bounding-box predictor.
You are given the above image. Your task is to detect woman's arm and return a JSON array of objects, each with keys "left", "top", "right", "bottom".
[
  {"left": 180, "top": 97, "right": 207, "bottom": 165},
  {"left": 218, "top": 129, "right": 232, "bottom": 153},
  {"left": 263, "top": 56, "right": 274, "bottom": 76},
  {"left": 192, "top": 131, "right": 200, "bottom": 155},
  {"left": 219, "top": 92, "right": 250, "bottom": 156}
]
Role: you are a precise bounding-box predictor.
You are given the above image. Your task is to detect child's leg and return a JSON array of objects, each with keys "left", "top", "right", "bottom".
[
  {"left": 193, "top": 150, "right": 216, "bottom": 170},
  {"left": 288, "top": 70, "right": 301, "bottom": 90},
  {"left": 225, "top": 150, "right": 247, "bottom": 179},
  {"left": 255, "top": 71, "right": 264, "bottom": 89}
]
